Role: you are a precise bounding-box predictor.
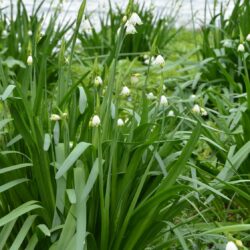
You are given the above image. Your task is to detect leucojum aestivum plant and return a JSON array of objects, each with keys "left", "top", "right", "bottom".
[{"left": 1, "top": 0, "right": 250, "bottom": 249}]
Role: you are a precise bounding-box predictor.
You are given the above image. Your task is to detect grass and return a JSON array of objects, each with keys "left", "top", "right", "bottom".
[{"left": 0, "top": 0, "right": 250, "bottom": 249}]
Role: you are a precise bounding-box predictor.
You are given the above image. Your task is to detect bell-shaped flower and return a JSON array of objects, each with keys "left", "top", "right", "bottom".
[
  {"left": 153, "top": 55, "right": 165, "bottom": 67},
  {"left": 91, "top": 115, "right": 101, "bottom": 127},
  {"left": 121, "top": 86, "right": 130, "bottom": 96},
  {"left": 117, "top": 118, "right": 124, "bottom": 126},
  {"left": 128, "top": 12, "right": 143, "bottom": 26},
  {"left": 225, "top": 241, "right": 238, "bottom": 250}
]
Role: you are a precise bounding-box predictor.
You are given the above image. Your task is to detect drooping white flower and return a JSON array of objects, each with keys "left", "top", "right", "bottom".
[
  {"left": 69, "top": 141, "right": 74, "bottom": 148},
  {"left": 192, "top": 104, "right": 201, "bottom": 114},
  {"left": 153, "top": 55, "right": 165, "bottom": 67},
  {"left": 131, "top": 74, "right": 139, "bottom": 84},
  {"left": 167, "top": 110, "right": 175, "bottom": 117},
  {"left": 144, "top": 56, "right": 155, "bottom": 65},
  {"left": 18, "top": 43, "right": 22, "bottom": 53},
  {"left": 2, "top": 30, "right": 8, "bottom": 38},
  {"left": 125, "top": 22, "right": 137, "bottom": 35},
  {"left": 128, "top": 12, "right": 143, "bottom": 26},
  {"left": 160, "top": 95, "right": 168, "bottom": 106},
  {"left": 246, "top": 34, "right": 250, "bottom": 42},
  {"left": 222, "top": 39, "right": 233, "bottom": 48},
  {"left": 50, "top": 114, "right": 61, "bottom": 121},
  {"left": 94, "top": 76, "right": 103, "bottom": 86},
  {"left": 190, "top": 94, "right": 196, "bottom": 100},
  {"left": 28, "top": 30, "right": 33, "bottom": 36},
  {"left": 82, "top": 19, "right": 92, "bottom": 34},
  {"left": 146, "top": 92, "right": 155, "bottom": 100},
  {"left": 120, "top": 86, "right": 130, "bottom": 96},
  {"left": 237, "top": 44, "right": 245, "bottom": 52},
  {"left": 117, "top": 118, "right": 124, "bottom": 126},
  {"left": 225, "top": 241, "right": 238, "bottom": 250},
  {"left": 91, "top": 115, "right": 101, "bottom": 127},
  {"left": 27, "top": 55, "right": 33, "bottom": 66}
]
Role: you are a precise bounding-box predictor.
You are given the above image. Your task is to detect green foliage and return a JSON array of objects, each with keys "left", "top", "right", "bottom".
[{"left": 0, "top": 0, "right": 250, "bottom": 249}]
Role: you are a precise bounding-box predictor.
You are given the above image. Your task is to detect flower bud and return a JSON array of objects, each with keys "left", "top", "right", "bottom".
[
  {"left": 117, "top": 118, "right": 124, "bottom": 126},
  {"left": 62, "top": 113, "right": 68, "bottom": 118},
  {"left": 94, "top": 76, "right": 103, "bottom": 86},
  {"left": 146, "top": 92, "right": 155, "bottom": 100},
  {"left": 200, "top": 107, "right": 208, "bottom": 116},
  {"left": 167, "top": 110, "right": 175, "bottom": 117},
  {"left": 120, "top": 86, "right": 130, "bottom": 96},
  {"left": 237, "top": 44, "right": 245, "bottom": 52},
  {"left": 91, "top": 115, "right": 101, "bottom": 127},
  {"left": 122, "top": 16, "right": 127, "bottom": 23},
  {"left": 28, "top": 30, "right": 33, "bottom": 36},
  {"left": 153, "top": 55, "right": 165, "bottom": 67},
  {"left": 235, "top": 240, "right": 243, "bottom": 248},
  {"left": 27, "top": 55, "right": 33, "bottom": 66},
  {"left": 192, "top": 104, "right": 201, "bottom": 114},
  {"left": 160, "top": 95, "right": 168, "bottom": 106},
  {"left": 246, "top": 34, "right": 250, "bottom": 42},
  {"left": 190, "top": 94, "right": 196, "bottom": 100}
]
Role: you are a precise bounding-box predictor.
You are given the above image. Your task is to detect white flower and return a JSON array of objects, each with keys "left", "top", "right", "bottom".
[
  {"left": 192, "top": 104, "right": 201, "bottom": 114},
  {"left": 50, "top": 114, "right": 61, "bottom": 121},
  {"left": 222, "top": 39, "right": 233, "bottom": 48},
  {"left": 237, "top": 44, "right": 245, "bottom": 52},
  {"left": 144, "top": 56, "right": 155, "bottom": 65},
  {"left": 131, "top": 74, "right": 139, "bottom": 84},
  {"left": 125, "top": 23, "right": 137, "bottom": 35},
  {"left": 94, "top": 76, "right": 103, "bottom": 86},
  {"left": 128, "top": 12, "right": 143, "bottom": 26},
  {"left": 190, "top": 94, "right": 196, "bottom": 100},
  {"left": 121, "top": 86, "right": 130, "bottom": 96},
  {"left": 246, "top": 34, "right": 250, "bottom": 42},
  {"left": 167, "top": 110, "right": 175, "bottom": 117},
  {"left": 91, "top": 115, "right": 101, "bottom": 127},
  {"left": 27, "top": 55, "right": 33, "bottom": 66},
  {"left": 160, "top": 95, "right": 168, "bottom": 106},
  {"left": 82, "top": 19, "right": 92, "bottom": 34},
  {"left": 226, "top": 241, "right": 238, "bottom": 250},
  {"left": 153, "top": 55, "right": 165, "bottom": 67},
  {"left": 117, "top": 118, "right": 124, "bottom": 126},
  {"left": 18, "top": 43, "right": 22, "bottom": 52},
  {"left": 200, "top": 107, "right": 207, "bottom": 116},
  {"left": 2, "top": 30, "right": 8, "bottom": 38},
  {"left": 28, "top": 30, "right": 33, "bottom": 36},
  {"left": 146, "top": 92, "right": 155, "bottom": 100}
]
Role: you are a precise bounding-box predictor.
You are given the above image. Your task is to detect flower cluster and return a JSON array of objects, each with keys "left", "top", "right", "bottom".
[{"left": 125, "top": 13, "right": 143, "bottom": 35}]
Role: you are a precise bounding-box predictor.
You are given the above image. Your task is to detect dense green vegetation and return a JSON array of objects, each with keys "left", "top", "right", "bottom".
[{"left": 0, "top": 0, "right": 250, "bottom": 249}]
